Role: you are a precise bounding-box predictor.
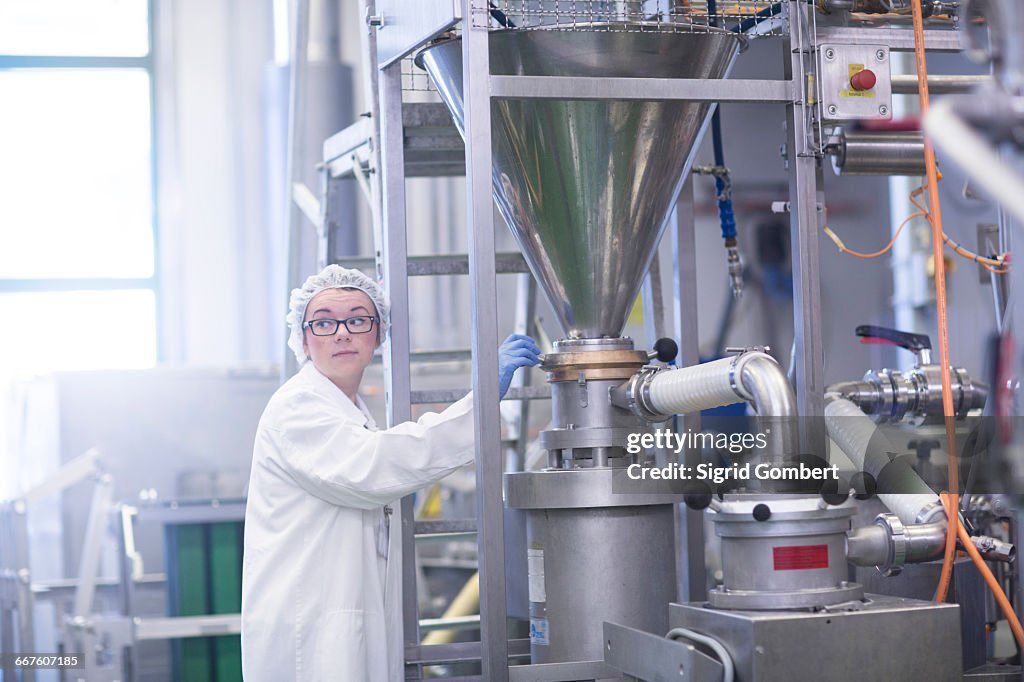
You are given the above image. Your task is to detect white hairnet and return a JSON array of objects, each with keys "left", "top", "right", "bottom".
[{"left": 286, "top": 264, "right": 391, "bottom": 364}]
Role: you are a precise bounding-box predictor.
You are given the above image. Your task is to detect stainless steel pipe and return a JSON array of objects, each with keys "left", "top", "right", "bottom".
[
  {"left": 891, "top": 74, "right": 992, "bottom": 95},
  {"left": 847, "top": 517, "right": 1014, "bottom": 575},
  {"left": 829, "top": 129, "right": 926, "bottom": 177}
]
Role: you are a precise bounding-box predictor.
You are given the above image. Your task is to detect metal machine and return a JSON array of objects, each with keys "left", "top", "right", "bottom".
[
  {"left": 307, "top": 0, "right": 1024, "bottom": 680},
  {"left": 411, "top": 4, "right": 1007, "bottom": 680}
]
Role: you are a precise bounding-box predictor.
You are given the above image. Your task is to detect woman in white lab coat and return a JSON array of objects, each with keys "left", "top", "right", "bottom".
[{"left": 240, "top": 265, "right": 540, "bottom": 681}]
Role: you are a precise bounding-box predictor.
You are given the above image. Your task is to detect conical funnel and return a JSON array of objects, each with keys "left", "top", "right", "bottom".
[{"left": 418, "top": 25, "right": 743, "bottom": 338}]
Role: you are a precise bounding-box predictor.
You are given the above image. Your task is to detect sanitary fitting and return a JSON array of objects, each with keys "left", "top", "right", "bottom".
[
  {"left": 610, "top": 366, "right": 673, "bottom": 424},
  {"left": 971, "top": 535, "right": 1016, "bottom": 562},
  {"left": 725, "top": 241, "right": 743, "bottom": 298},
  {"left": 847, "top": 513, "right": 1015, "bottom": 575},
  {"left": 828, "top": 325, "right": 987, "bottom": 423},
  {"left": 847, "top": 513, "right": 926, "bottom": 576},
  {"left": 611, "top": 350, "right": 794, "bottom": 423},
  {"left": 873, "top": 513, "right": 908, "bottom": 576}
]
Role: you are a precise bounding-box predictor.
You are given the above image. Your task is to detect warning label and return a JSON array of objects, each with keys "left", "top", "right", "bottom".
[{"left": 773, "top": 544, "right": 829, "bottom": 571}]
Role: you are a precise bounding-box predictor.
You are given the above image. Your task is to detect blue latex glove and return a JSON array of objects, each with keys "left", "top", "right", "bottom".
[{"left": 498, "top": 334, "right": 541, "bottom": 399}]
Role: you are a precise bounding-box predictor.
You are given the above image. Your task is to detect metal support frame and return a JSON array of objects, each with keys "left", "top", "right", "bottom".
[
  {"left": 0, "top": 501, "right": 35, "bottom": 682},
  {"left": 351, "top": 10, "right": 426, "bottom": 671},
  {"left": 0, "top": 449, "right": 111, "bottom": 682},
  {"left": 283, "top": 0, "right": 312, "bottom": 381},
  {"left": 785, "top": 0, "right": 827, "bottom": 452},
  {"left": 489, "top": 75, "right": 795, "bottom": 102},
  {"left": 814, "top": 25, "right": 962, "bottom": 53},
  {"left": 462, "top": 2, "right": 509, "bottom": 678},
  {"left": 671, "top": 177, "right": 707, "bottom": 603},
  {"left": 109, "top": 501, "right": 246, "bottom": 681},
  {"left": 374, "top": 45, "right": 425, "bottom": 680},
  {"left": 73, "top": 473, "right": 115, "bottom": 619}
]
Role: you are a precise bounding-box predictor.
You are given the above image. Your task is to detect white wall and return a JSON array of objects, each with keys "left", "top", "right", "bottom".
[{"left": 154, "top": 0, "right": 277, "bottom": 366}]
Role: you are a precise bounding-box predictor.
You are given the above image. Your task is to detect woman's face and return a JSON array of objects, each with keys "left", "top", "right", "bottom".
[{"left": 302, "top": 287, "right": 380, "bottom": 394}]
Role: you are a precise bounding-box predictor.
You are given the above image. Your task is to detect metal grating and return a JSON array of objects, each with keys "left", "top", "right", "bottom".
[
  {"left": 403, "top": 55, "right": 439, "bottom": 93},
  {"left": 475, "top": 1, "right": 786, "bottom": 36},
  {"left": 403, "top": 1, "right": 789, "bottom": 91}
]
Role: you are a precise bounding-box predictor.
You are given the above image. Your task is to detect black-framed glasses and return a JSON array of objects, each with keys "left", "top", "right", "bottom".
[{"left": 304, "top": 316, "right": 378, "bottom": 336}]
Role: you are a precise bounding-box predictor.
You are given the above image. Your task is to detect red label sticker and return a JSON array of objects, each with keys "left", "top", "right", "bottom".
[{"left": 773, "top": 544, "right": 829, "bottom": 571}]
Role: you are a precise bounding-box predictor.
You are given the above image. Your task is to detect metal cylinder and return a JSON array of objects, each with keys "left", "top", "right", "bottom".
[
  {"left": 527, "top": 506, "right": 674, "bottom": 663},
  {"left": 830, "top": 129, "right": 927, "bottom": 176},
  {"left": 540, "top": 338, "right": 651, "bottom": 467},
  {"left": 506, "top": 469, "right": 678, "bottom": 665},
  {"left": 708, "top": 497, "right": 864, "bottom": 609},
  {"left": 509, "top": 337, "right": 679, "bottom": 667}
]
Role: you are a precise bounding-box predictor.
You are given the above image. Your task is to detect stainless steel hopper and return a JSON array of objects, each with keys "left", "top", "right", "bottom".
[{"left": 417, "top": 25, "right": 743, "bottom": 338}]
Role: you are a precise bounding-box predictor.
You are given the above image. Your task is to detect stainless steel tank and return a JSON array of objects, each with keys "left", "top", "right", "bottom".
[
  {"left": 418, "top": 24, "right": 744, "bottom": 338},
  {"left": 707, "top": 497, "right": 864, "bottom": 610}
]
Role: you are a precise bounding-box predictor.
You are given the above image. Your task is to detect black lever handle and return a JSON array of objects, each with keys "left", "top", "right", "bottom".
[{"left": 855, "top": 325, "right": 932, "bottom": 354}]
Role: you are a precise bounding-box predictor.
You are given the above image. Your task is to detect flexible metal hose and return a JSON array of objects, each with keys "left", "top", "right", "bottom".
[{"left": 646, "top": 352, "right": 795, "bottom": 417}]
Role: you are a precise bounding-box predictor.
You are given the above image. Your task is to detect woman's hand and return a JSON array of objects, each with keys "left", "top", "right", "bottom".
[{"left": 498, "top": 334, "right": 542, "bottom": 399}]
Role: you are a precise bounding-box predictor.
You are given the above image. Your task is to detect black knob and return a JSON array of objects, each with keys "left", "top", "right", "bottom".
[
  {"left": 850, "top": 472, "right": 878, "bottom": 500},
  {"left": 653, "top": 338, "right": 679, "bottom": 363},
  {"left": 819, "top": 478, "right": 850, "bottom": 506},
  {"left": 752, "top": 503, "right": 772, "bottom": 522},
  {"left": 683, "top": 483, "right": 713, "bottom": 511}
]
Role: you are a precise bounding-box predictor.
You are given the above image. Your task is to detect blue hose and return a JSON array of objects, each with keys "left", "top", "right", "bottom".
[
  {"left": 710, "top": 109, "right": 736, "bottom": 241},
  {"left": 707, "top": 0, "right": 737, "bottom": 242}
]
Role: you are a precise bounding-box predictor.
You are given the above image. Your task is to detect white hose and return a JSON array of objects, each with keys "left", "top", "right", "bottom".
[
  {"left": 647, "top": 356, "right": 743, "bottom": 415},
  {"left": 825, "top": 397, "right": 941, "bottom": 526},
  {"left": 925, "top": 98, "right": 1024, "bottom": 228},
  {"left": 667, "top": 627, "right": 735, "bottom": 682}
]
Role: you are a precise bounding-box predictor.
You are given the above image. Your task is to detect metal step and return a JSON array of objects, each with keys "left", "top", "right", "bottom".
[
  {"left": 414, "top": 519, "right": 476, "bottom": 536},
  {"left": 324, "top": 102, "right": 465, "bottom": 179},
  {"left": 334, "top": 252, "right": 529, "bottom": 276},
  {"left": 370, "top": 349, "right": 472, "bottom": 365},
  {"left": 404, "top": 638, "right": 531, "bottom": 666},
  {"left": 411, "top": 385, "right": 550, "bottom": 405}
]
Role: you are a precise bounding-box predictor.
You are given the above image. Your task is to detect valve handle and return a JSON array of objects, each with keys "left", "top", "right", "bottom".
[{"left": 855, "top": 325, "right": 932, "bottom": 354}]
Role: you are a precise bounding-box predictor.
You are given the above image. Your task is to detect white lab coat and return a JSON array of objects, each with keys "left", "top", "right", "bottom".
[{"left": 241, "top": 362, "right": 476, "bottom": 681}]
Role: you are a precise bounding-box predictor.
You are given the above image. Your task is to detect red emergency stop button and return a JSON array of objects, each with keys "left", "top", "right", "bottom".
[{"left": 850, "top": 69, "right": 877, "bottom": 91}]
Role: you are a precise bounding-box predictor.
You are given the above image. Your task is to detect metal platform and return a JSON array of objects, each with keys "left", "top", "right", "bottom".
[
  {"left": 323, "top": 102, "right": 464, "bottom": 179},
  {"left": 667, "top": 595, "right": 962, "bottom": 682}
]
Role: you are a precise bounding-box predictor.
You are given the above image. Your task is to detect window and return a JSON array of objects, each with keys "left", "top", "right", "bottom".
[{"left": 0, "top": 0, "right": 158, "bottom": 372}]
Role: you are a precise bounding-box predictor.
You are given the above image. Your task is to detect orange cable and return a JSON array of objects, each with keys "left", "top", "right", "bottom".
[
  {"left": 941, "top": 496, "right": 1024, "bottom": 649},
  {"left": 908, "top": 186, "right": 1008, "bottom": 270},
  {"left": 824, "top": 211, "right": 925, "bottom": 259},
  {"left": 911, "top": 0, "right": 959, "bottom": 604},
  {"left": 824, "top": 185, "right": 1008, "bottom": 269}
]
